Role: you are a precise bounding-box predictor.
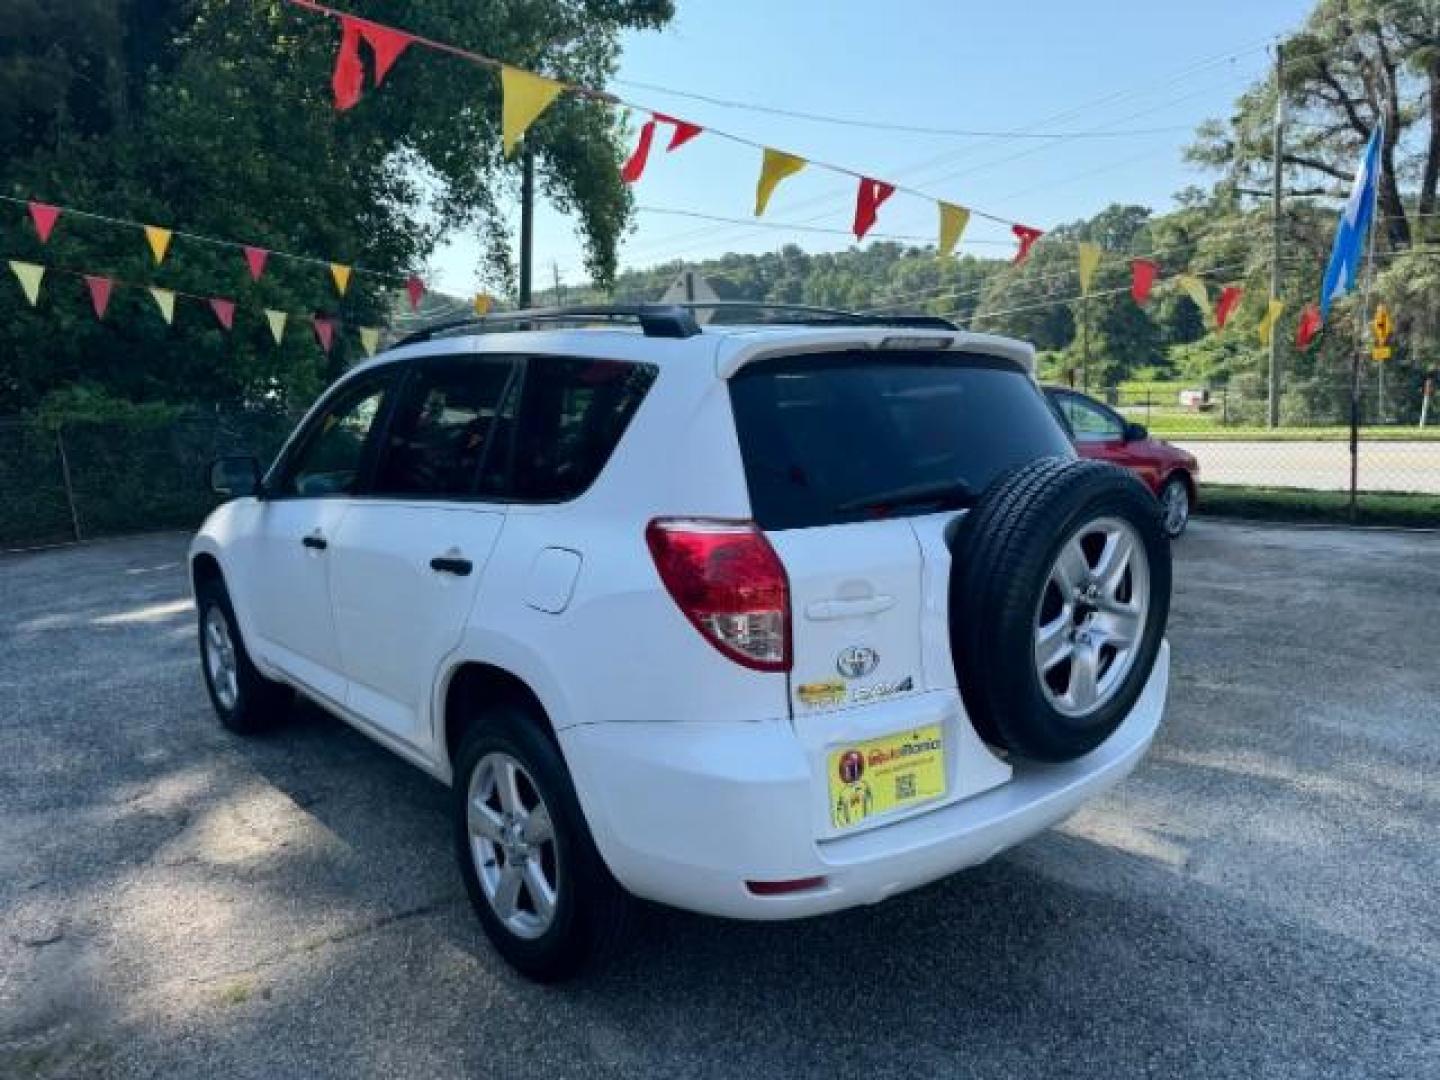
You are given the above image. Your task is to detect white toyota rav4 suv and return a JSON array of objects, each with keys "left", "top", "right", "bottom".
[{"left": 192, "top": 304, "right": 1172, "bottom": 981}]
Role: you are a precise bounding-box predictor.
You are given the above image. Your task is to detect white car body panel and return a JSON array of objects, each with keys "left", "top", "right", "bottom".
[{"left": 190, "top": 318, "right": 1167, "bottom": 919}]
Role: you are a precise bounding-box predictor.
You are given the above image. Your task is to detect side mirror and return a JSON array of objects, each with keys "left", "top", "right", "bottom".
[
  {"left": 208, "top": 455, "right": 264, "bottom": 499},
  {"left": 1123, "top": 422, "right": 1149, "bottom": 442}
]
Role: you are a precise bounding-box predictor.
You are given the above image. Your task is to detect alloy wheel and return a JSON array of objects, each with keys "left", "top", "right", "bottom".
[{"left": 1033, "top": 517, "right": 1151, "bottom": 719}]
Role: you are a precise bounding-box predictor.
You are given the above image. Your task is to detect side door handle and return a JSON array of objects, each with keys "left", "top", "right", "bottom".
[
  {"left": 302, "top": 532, "right": 328, "bottom": 551},
  {"left": 430, "top": 555, "right": 473, "bottom": 577}
]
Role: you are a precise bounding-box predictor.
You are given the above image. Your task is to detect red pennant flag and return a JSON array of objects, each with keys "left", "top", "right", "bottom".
[
  {"left": 1012, "top": 224, "right": 1044, "bottom": 265},
  {"left": 28, "top": 202, "right": 60, "bottom": 243},
  {"left": 243, "top": 246, "right": 269, "bottom": 282},
  {"left": 621, "top": 118, "right": 657, "bottom": 184},
  {"left": 405, "top": 274, "right": 425, "bottom": 312},
  {"left": 357, "top": 20, "right": 412, "bottom": 85},
  {"left": 313, "top": 316, "right": 337, "bottom": 353},
  {"left": 656, "top": 113, "right": 703, "bottom": 151},
  {"left": 331, "top": 17, "right": 365, "bottom": 110},
  {"left": 84, "top": 275, "right": 113, "bottom": 319},
  {"left": 1296, "top": 304, "right": 1322, "bottom": 350},
  {"left": 853, "top": 177, "right": 896, "bottom": 240},
  {"left": 1215, "top": 285, "right": 1244, "bottom": 329},
  {"left": 209, "top": 298, "right": 236, "bottom": 330},
  {"left": 1130, "top": 259, "right": 1158, "bottom": 305}
]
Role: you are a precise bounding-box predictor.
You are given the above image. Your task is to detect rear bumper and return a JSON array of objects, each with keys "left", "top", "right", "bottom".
[{"left": 561, "top": 642, "right": 1169, "bottom": 920}]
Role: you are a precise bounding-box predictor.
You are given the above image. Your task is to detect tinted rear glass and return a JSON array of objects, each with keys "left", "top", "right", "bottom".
[{"left": 729, "top": 351, "right": 1073, "bottom": 530}]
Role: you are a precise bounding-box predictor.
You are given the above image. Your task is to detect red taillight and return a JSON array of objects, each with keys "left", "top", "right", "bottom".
[
  {"left": 746, "top": 876, "right": 827, "bottom": 896},
  {"left": 645, "top": 518, "right": 791, "bottom": 672}
]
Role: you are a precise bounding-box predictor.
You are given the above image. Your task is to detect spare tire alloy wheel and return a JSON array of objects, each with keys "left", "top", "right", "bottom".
[
  {"left": 468, "top": 752, "right": 560, "bottom": 940},
  {"left": 1034, "top": 517, "right": 1149, "bottom": 719},
  {"left": 949, "top": 457, "right": 1171, "bottom": 763}
]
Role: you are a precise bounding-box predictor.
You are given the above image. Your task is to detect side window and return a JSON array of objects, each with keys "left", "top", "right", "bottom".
[
  {"left": 372, "top": 359, "right": 516, "bottom": 498},
  {"left": 506, "top": 357, "right": 658, "bottom": 502},
  {"left": 281, "top": 373, "right": 392, "bottom": 497},
  {"left": 1057, "top": 392, "right": 1123, "bottom": 443}
]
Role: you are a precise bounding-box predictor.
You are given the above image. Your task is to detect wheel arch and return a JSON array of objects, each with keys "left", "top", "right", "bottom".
[
  {"left": 1164, "top": 467, "right": 1198, "bottom": 506},
  {"left": 440, "top": 659, "right": 560, "bottom": 779}
]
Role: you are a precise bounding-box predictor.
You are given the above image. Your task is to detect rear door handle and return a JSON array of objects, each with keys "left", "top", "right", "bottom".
[
  {"left": 430, "top": 555, "right": 473, "bottom": 576},
  {"left": 302, "top": 533, "right": 328, "bottom": 551},
  {"left": 805, "top": 594, "right": 895, "bottom": 620}
]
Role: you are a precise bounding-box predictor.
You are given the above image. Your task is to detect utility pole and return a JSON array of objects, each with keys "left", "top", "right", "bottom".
[
  {"left": 1268, "top": 40, "right": 1285, "bottom": 430},
  {"left": 552, "top": 260, "right": 564, "bottom": 306},
  {"left": 519, "top": 147, "right": 535, "bottom": 308}
]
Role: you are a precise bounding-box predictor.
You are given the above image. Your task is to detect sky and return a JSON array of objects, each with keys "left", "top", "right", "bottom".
[{"left": 427, "top": 0, "right": 1316, "bottom": 297}]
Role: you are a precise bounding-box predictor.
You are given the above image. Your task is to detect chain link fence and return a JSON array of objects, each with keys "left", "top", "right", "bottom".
[
  {"left": 1075, "top": 372, "right": 1439, "bottom": 504},
  {"left": 2, "top": 376, "right": 1437, "bottom": 551},
  {"left": 1, "top": 412, "right": 296, "bottom": 549}
]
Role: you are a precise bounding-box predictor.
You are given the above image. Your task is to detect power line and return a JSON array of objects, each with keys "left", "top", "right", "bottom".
[{"left": 609, "top": 78, "right": 1199, "bottom": 139}]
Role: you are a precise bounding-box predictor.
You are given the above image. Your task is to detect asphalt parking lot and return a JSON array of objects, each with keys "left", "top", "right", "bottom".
[{"left": 2, "top": 521, "right": 1436, "bottom": 1078}]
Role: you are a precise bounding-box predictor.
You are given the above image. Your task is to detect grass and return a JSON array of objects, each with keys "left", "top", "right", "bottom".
[{"left": 1196, "top": 483, "right": 1440, "bottom": 528}]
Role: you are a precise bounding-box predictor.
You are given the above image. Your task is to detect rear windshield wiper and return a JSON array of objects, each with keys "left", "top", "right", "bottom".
[{"left": 837, "top": 478, "right": 976, "bottom": 516}]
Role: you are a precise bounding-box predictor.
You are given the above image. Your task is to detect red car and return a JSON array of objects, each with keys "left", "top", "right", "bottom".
[{"left": 1045, "top": 387, "right": 1199, "bottom": 538}]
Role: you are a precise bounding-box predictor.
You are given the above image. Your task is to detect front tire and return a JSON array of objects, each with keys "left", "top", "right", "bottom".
[
  {"left": 196, "top": 578, "right": 292, "bottom": 734},
  {"left": 453, "top": 704, "right": 632, "bottom": 981},
  {"left": 1159, "top": 475, "right": 1192, "bottom": 538}
]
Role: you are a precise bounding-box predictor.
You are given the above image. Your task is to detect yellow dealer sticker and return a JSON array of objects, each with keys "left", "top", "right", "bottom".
[{"left": 828, "top": 725, "right": 945, "bottom": 829}]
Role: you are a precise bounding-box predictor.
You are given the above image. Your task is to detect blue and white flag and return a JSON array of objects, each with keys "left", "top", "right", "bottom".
[{"left": 1320, "top": 124, "right": 1383, "bottom": 317}]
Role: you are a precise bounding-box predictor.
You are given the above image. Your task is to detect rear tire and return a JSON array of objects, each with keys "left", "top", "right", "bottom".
[
  {"left": 453, "top": 704, "right": 633, "bottom": 981},
  {"left": 196, "top": 577, "right": 292, "bottom": 734},
  {"left": 949, "top": 457, "right": 1171, "bottom": 762}
]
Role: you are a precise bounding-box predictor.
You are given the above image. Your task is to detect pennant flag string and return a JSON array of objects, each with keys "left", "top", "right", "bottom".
[
  {"left": 28, "top": 202, "right": 61, "bottom": 243},
  {"left": 150, "top": 287, "right": 176, "bottom": 325},
  {"left": 1257, "top": 298, "right": 1285, "bottom": 346},
  {"left": 755, "top": 149, "right": 808, "bottom": 216},
  {"left": 1077, "top": 242, "right": 1102, "bottom": 296},
  {"left": 359, "top": 327, "right": 382, "bottom": 357},
  {"left": 281, "top": 0, "right": 1034, "bottom": 234},
  {"left": 0, "top": 193, "right": 424, "bottom": 294},
  {"left": 1130, "top": 259, "right": 1159, "bottom": 305},
  {"left": 937, "top": 203, "right": 970, "bottom": 258},
  {"left": 85, "top": 275, "right": 113, "bottom": 319},
  {"left": 3, "top": 252, "right": 379, "bottom": 350},
  {"left": 1215, "top": 285, "right": 1244, "bottom": 329},
  {"left": 209, "top": 297, "right": 237, "bottom": 330},
  {"left": 1011, "top": 225, "right": 1044, "bottom": 265},
  {"left": 145, "top": 226, "right": 173, "bottom": 265},
  {"left": 9, "top": 261, "right": 45, "bottom": 306},
  {"left": 853, "top": 178, "right": 896, "bottom": 241}
]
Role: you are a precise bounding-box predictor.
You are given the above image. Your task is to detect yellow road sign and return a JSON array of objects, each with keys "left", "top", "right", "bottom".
[
  {"left": 1372, "top": 304, "right": 1394, "bottom": 345},
  {"left": 1371, "top": 345, "right": 1392, "bottom": 362}
]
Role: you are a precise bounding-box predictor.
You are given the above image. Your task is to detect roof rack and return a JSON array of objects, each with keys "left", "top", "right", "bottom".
[
  {"left": 672, "top": 301, "right": 958, "bottom": 332},
  {"left": 393, "top": 304, "right": 701, "bottom": 346},
  {"left": 391, "top": 301, "right": 957, "bottom": 348}
]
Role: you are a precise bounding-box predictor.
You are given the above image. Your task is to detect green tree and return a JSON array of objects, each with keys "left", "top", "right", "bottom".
[{"left": 1, "top": 0, "right": 673, "bottom": 413}]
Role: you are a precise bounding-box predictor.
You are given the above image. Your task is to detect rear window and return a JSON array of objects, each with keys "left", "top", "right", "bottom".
[{"left": 729, "top": 351, "right": 1073, "bottom": 530}]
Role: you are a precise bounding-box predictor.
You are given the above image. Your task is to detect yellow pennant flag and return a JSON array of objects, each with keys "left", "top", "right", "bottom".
[
  {"left": 754, "top": 148, "right": 807, "bottom": 217},
  {"left": 8, "top": 260, "right": 44, "bottom": 306},
  {"left": 474, "top": 293, "right": 493, "bottom": 316},
  {"left": 1078, "top": 243, "right": 1103, "bottom": 296},
  {"left": 149, "top": 287, "right": 176, "bottom": 325},
  {"left": 938, "top": 202, "right": 970, "bottom": 258},
  {"left": 501, "top": 67, "right": 564, "bottom": 157},
  {"left": 1175, "top": 273, "right": 1212, "bottom": 323},
  {"left": 330, "top": 263, "right": 352, "bottom": 296},
  {"left": 359, "top": 327, "right": 381, "bottom": 357},
  {"left": 265, "top": 309, "right": 288, "bottom": 345},
  {"left": 145, "top": 225, "right": 173, "bottom": 265},
  {"left": 1257, "top": 298, "right": 1285, "bottom": 346}
]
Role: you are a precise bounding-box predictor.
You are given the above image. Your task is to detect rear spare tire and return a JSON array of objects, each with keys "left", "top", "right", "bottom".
[{"left": 949, "top": 457, "right": 1171, "bottom": 762}]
